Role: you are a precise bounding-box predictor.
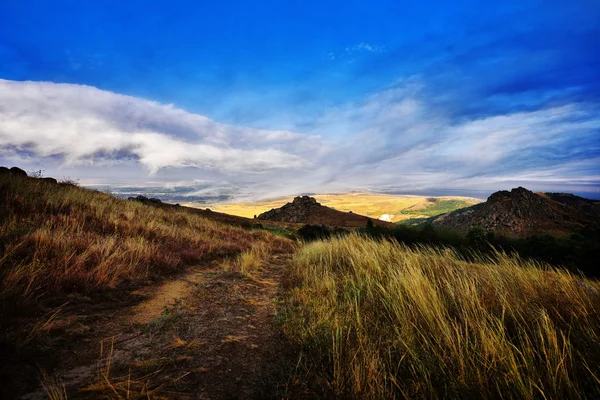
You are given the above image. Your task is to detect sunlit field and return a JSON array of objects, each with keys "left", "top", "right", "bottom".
[
  {"left": 191, "top": 192, "right": 481, "bottom": 222},
  {"left": 281, "top": 234, "right": 600, "bottom": 399}
]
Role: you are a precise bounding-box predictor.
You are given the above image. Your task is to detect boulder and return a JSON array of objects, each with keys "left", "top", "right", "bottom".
[
  {"left": 40, "top": 177, "right": 58, "bottom": 184},
  {"left": 9, "top": 167, "right": 28, "bottom": 177}
]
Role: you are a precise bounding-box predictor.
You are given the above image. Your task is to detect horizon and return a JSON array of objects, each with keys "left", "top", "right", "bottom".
[{"left": 1, "top": 1, "right": 599, "bottom": 200}]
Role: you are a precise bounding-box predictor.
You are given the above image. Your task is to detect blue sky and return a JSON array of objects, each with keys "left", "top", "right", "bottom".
[{"left": 1, "top": 0, "right": 599, "bottom": 200}]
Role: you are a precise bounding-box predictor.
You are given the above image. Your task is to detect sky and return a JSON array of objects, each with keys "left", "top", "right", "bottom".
[{"left": 1, "top": 0, "right": 599, "bottom": 201}]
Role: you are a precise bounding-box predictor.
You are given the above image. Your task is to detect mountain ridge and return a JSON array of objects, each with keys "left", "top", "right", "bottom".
[{"left": 432, "top": 186, "right": 600, "bottom": 237}]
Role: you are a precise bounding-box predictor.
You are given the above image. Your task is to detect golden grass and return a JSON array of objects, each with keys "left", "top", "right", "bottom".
[
  {"left": 0, "top": 175, "right": 292, "bottom": 314},
  {"left": 194, "top": 192, "right": 481, "bottom": 222},
  {"left": 281, "top": 234, "right": 600, "bottom": 399},
  {"left": 41, "top": 370, "right": 68, "bottom": 400}
]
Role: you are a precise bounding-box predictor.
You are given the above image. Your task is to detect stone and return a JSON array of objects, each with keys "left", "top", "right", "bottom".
[
  {"left": 40, "top": 177, "right": 58, "bottom": 184},
  {"left": 257, "top": 196, "right": 321, "bottom": 223},
  {"left": 9, "top": 167, "right": 28, "bottom": 177}
]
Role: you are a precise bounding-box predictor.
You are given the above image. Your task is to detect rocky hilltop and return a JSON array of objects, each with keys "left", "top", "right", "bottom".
[
  {"left": 257, "top": 196, "right": 321, "bottom": 223},
  {"left": 257, "top": 195, "right": 392, "bottom": 228},
  {"left": 432, "top": 187, "right": 600, "bottom": 237}
]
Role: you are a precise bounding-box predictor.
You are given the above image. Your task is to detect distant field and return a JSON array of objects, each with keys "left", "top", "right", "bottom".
[{"left": 186, "top": 192, "right": 482, "bottom": 222}]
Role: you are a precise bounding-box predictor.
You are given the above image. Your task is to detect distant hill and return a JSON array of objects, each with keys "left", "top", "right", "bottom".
[
  {"left": 432, "top": 187, "right": 600, "bottom": 237},
  {"left": 257, "top": 196, "right": 393, "bottom": 228},
  {"left": 194, "top": 192, "right": 481, "bottom": 222}
]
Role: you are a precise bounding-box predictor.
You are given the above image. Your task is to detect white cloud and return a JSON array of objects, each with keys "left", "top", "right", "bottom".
[
  {"left": 1, "top": 79, "right": 598, "bottom": 200},
  {"left": 0, "top": 79, "right": 320, "bottom": 174}
]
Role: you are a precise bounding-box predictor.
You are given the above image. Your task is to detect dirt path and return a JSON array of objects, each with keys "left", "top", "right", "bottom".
[{"left": 19, "top": 253, "right": 296, "bottom": 399}]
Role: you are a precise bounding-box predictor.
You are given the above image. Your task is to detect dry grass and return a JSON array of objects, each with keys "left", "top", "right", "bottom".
[
  {"left": 0, "top": 174, "right": 292, "bottom": 314},
  {"left": 41, "top": 370, "right": 68, "bottom": 400},
  {"left": 281, "top": 233, "right": 600, "bottom": 399}
]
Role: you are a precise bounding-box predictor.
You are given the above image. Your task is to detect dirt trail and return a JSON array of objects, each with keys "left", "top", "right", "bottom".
[{"left": 20, "top": 253, "right": 295, "bottom": 399}]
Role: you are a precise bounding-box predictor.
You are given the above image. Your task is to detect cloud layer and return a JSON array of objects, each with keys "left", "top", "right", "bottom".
[
  {"left": 1, "top": 78, "right": 599, "bottom": 200},
  {"left": 0, "top": 79, "right": 323, "bottom": 173}
]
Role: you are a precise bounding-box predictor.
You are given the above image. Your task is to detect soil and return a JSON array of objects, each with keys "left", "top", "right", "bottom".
[{"left": 2, "top": 253, "right": 299, "bottom": 399}]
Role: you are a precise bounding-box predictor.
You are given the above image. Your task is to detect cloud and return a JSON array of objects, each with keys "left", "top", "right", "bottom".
[
  {"left": 309, "top": 83, "right": 600, "bottom": 194},
  {"left": 346, "top": 43, "right": 386, "bottom": 54},
  {"left": 1, "top": 78, "right": 599, "bottom": 200},
  {"left": 0, "top": 79, "right": 322, "bottom": 174}
]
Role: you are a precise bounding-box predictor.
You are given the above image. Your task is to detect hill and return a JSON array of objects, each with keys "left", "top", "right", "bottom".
[
  {"left": 192, "top": 192, "right": 481, "bottom": 222},
  {"left": 432, "top": 187, "right": 600, "bottom": 237},
  {"left": 0, "top": 167, "right": 296, "bottom": 399},
  {"left": 256, "top": 195, "right": 393, "bottom": 228}
]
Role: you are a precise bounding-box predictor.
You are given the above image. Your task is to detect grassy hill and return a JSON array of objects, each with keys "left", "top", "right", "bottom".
[
  {"left": 0, "top": 173, "right": 291, "bottom": 314},
  {"left": 190, "top": 192, "right": 481, "bottom": 222}
]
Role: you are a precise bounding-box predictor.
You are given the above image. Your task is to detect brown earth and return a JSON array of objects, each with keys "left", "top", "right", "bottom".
[{"left": 4, "top": 253, "right": 301, "bottom": 399}]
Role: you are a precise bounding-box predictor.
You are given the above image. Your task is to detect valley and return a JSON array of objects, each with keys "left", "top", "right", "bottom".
[{"left": 187, "top": 192, "right": 482, "bottom": 222}]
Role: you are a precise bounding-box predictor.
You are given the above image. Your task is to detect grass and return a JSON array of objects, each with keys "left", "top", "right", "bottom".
[
  {"left": 281, "top": 233, "right": 600, "bottom": 399},
  {"left": 0, "top": 174, "right": 292, "bottom": 315},
  {"left": 400, "top": 199, "right": 477, "bottom": 217}
]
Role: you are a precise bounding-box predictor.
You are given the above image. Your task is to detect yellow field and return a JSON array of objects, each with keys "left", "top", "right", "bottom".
[{"left": 186, "top": 192, "right": 482, "bottom": 222}]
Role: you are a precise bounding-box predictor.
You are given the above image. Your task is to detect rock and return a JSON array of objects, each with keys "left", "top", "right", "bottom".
[
  {"left": 128, "top": 195, "right": 149, "bottom": 201},
  {"left": 128, "top": 195, "right": 161, "bottom": 203},
  {"left": 257, "top": 196, "right": 321, "bottom": 223},
  {"left": 0, "top": 166, "right": 9, "bottom": 175},
  {"left": 9, "top": 167, "right": 28, "bottom": 177},
  {"left": 40, "top": 177, "right": 58, "bottom": 184},
  {"left": 432, "top": 186, "right": 600, "bottom": 237}
]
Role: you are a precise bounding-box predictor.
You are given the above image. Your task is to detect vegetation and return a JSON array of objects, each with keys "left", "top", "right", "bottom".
[
  {"left": 281, "top": 234, "right": 600, "bottom": 399},
  {"left": 362, "top": 223, "right": 600, "bottom": 277},
  {"left": 399, "top": 199, "right": 477, "bottom": 218},
  {"left": 0, "top": 174, "right": 292, "bottom": 315}
]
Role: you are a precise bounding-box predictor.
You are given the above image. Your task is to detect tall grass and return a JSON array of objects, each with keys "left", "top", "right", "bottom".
[
  {"left": 0, "top": 175, "right": 292, "bottom": 314},
  {"left": 281, "top": 234, "right": 600, "bottom": 399}
]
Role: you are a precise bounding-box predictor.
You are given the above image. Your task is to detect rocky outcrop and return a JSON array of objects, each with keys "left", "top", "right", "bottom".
[
  {"left": 257, "top": 195, "right": 394, "bottom": 228},
  {"left": 40, "top": 177, "right": 58, "bottom": 184},
  {"left": 1, "top": 166, "right": 61, "bottom": 184},
  {"left": 433, "top": 187, "right": 600, "bottom": 237},
  {"left": 9, "top": 167, "right": 28, "bottom": 177},
  {"left": 257, "top": 196, "right": 321, "bottom": 223},
  {"left": 128, "top": 195, "right": 163, "bottom": 204},
  {"left": 0, "top": 166, "right": 28, "bottom": 177}
]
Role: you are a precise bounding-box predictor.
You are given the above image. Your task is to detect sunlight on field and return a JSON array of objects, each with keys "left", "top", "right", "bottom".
[{"left": 188, "top": 192, "right": 482, "bottom": 222}]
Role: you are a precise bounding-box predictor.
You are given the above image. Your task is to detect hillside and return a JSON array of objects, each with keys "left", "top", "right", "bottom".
[
  {"left": 193, "top": 192, "right": 481, "bottom": 222},
  {"left": 3, "top": 169, "right": 600, "bottom": 399},
  {"left": 256, "top": 195, "right": 394, "bottom": 228},
  {"left": 0, "top": 168, "right": 295, "bottom": 399},
  {"left": 432, "top": 187, "right": 600, "bottom": 237}
]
